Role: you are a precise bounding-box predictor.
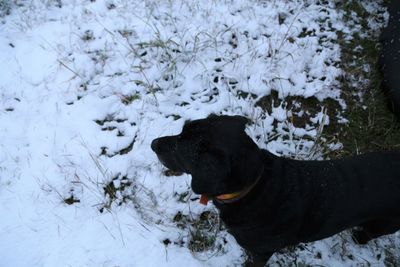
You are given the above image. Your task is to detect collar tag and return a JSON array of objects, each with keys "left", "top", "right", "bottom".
[{"left": 199, "top": 195, "right": 209, "bottom": 205}]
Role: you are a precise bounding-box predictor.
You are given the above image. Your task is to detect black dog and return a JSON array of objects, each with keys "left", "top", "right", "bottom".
[{"left": 151, "top": 115, "right": 400, "bottom": 266}]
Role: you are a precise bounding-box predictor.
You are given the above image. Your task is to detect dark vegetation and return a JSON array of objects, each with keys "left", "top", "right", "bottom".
[
  {"left": 256, "top": 0, "right": 400, "bottom": 159},
  {"left": 336, "top": 0, "right": 400, "bottom": 157}
]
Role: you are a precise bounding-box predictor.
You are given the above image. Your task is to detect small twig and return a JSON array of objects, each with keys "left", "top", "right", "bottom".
[{"left": 57, "top": 60, "right": 82, "bottom": 78}]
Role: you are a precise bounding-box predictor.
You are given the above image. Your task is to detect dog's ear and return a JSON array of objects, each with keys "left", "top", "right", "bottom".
[
  {"left": 189, "top": 151, "right": 231, "bottom": 195},
  {"left": 231, "top": 141, "right": 264, "bottom": 187},
  {"left": 207, "top": 114, "right": 249, "bottom": 130},
  {"left": 207, "top": 113, "right": 218, "bottom": 119},
  {"left": 230, "top": 115, "right": 250, "bottom": 129}
]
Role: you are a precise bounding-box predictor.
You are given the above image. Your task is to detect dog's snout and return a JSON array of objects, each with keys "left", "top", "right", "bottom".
[
  {"left": 151, "top": 136, "right": 185, "bottom": 173},
  {"left": 151, "top": 136, "right": 177, "bottom": 153},
  {"left": 151, "top": 138, "right": 160, "bottom": 152}
]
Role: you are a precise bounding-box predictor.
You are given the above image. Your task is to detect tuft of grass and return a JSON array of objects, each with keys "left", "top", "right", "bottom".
[
  {"left": 100, "top": 174, "right": 133, "bottom": 212},
  {"left": 171, "top": 210, "right": 223, "bottom": 253},
  {"left": 81, "top": 30, "right": 95, "bottom": 41},
  {"left": 188, "top": 211, "right": 220, "bottom": 252},
  {"left": 384, "top": 245, "right": 400, "bottom": 266},
  {"left": 121, "top": 93, "right": 140, "bottom": 105},
  {"left": 0, "top": 0, "right": 11, "bottom": 17},
  {"left": 64, "top": 195, "right": 80, "bottom": 205}
]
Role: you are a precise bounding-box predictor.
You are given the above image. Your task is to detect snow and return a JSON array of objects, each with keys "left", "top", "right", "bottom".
[{"left": 0, "top": 0, "right": 397, "bottom": 266}]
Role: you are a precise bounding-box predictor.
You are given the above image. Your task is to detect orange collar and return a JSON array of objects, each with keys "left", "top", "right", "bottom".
[
  {"left": 215, "top": 192, "right": 242, "bottom": 201},
  {"left": 199, "top": 191, "right": 242, "bottom": 205},
  {"left": 199, "top": 166, "right": 264, "bottom": 205}
]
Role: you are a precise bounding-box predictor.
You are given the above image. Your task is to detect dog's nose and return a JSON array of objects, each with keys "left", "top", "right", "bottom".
[{"left": 151, "top": 138, "right": 160, "bottom": 152}]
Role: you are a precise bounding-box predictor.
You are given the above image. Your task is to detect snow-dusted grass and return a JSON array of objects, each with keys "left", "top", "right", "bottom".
[
  {"left": 336, "top": 0, "right": 400, "bottom": 158},
  {"left": 0, "top": 0, "right": 11, "bottom": 17},
  {"left": 0, "top": 0, "right": 398, "bottom": 266}
]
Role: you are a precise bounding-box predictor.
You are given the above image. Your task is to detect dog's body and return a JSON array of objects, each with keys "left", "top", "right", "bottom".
[
  {"left": 216, "top": 150, "right": 400, "bottom": 261},
  {"left": 151, "top": 115, "right": 400, "bottom": 266}
]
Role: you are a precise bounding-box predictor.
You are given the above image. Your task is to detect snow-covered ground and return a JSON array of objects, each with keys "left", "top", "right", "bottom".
[{"left": 0, "top": 0, "right": 398, "bottom": 266}]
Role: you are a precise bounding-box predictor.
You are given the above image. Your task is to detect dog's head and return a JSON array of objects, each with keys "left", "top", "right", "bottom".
[{"left": 151, "top": 115, "right": 264, "bottom": 198}]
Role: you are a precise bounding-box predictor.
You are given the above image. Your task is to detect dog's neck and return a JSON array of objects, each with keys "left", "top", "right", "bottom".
[
  {"left": 199, "top": 150, "right": 274, "bottom": 206},
  {"left": 213, "top": 164, "right": 265, "bottom": 205}
]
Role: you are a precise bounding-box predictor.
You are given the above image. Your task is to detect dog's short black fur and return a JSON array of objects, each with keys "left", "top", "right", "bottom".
[{"left": 151, "top": 115, "right": 400, "bottom": 266}]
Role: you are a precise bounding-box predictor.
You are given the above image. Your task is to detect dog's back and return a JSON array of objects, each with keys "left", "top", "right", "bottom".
[{"left": 288, "top": 151, "right": 400, "bottom": 241}]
